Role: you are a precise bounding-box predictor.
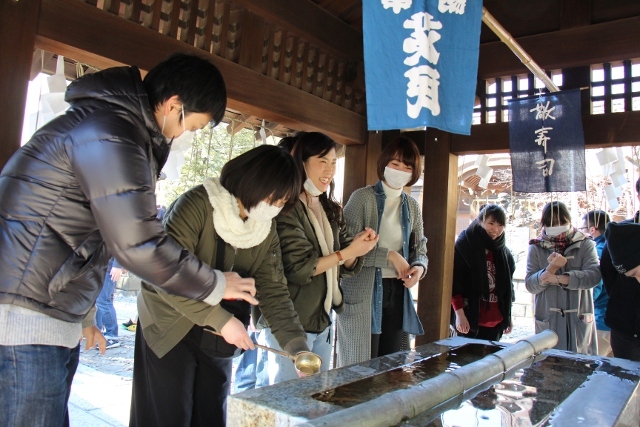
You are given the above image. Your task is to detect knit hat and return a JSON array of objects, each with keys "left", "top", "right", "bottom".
[{"left": 604, "top": 222, "right": 640, "bottom": 274}]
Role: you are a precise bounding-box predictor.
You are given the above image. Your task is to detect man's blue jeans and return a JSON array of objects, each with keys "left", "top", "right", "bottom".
[
  {"left": 96, "top": 258, "right": 118, "bottom": 338},
  {"left": 0, "top": 343, "right": 80, "bottom": 427}
]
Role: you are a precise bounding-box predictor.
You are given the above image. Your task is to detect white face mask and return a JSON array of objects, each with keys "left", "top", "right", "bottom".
[
  {"left": 545, "top": 224, "right": 570, "bottom": 237},
  {"left": 246, "top": 201, "right": 283, "bottom": 223},
  {"left": 171, "top": 129, "right": 195, "bottom": 149},
  {"left": 303, "top": 178, "right": 323, "bottom": 196},
  {"left": 302, "top": 164, "right": 324, "bottom": 196},
  {"left": 384, "top": 166, "right": 412, "bottom": 189},
  {"left": 161, "top": 104, "right": 188, "bottom": 142}
]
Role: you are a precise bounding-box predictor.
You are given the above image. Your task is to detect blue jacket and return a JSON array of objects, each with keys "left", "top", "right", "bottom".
[
  {"left": 592, "top": 234, "right": 609, "bottom": 331},
  {"left": 371, "top": 181, "right": 424, "bottom": 335}
]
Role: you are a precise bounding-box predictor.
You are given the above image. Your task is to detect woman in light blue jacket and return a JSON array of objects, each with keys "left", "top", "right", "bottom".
[
  {"left": 525, "top": 201, "right": 600, "bottom": 354},
  {"left": 337, "top": 136, "right": 428, "bottom": 367}
]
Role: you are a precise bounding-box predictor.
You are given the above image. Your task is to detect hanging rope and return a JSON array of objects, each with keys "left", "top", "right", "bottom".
[
  {"left": 205, "top": 125, "right": 214, "bottom": 178},
  {"left": 228, "top": 120, "right": 236, "bottom": 161}
]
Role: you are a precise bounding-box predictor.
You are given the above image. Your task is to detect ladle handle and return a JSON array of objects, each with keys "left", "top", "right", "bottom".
[{"left": 205, "top": 329, "right": 295, "bottom": 361}]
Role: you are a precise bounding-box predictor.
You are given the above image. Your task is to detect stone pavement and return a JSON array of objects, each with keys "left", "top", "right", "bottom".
[
  {"left": 69, "top": 364, "right": 132, "bottom": 427},
  {"left": 69, "top": 291, "right": 138, "bottom": 427}
]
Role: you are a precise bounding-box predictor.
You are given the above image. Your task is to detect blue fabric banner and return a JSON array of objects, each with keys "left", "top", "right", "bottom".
[
  {"left": 508, "top": 89, "right": 586, "bottom": 193},
  {"left": 363, "top": 0, "right": 483, "bottom": 135}
]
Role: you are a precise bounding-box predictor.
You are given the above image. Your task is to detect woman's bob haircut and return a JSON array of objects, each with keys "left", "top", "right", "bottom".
[
  {"left": 540, "top": 201, "right": 572, "bottom": 227},
  {"left": 477, "top": 204, "right": 507, "bottom": 226},
  {"left": 376, "top": 136, "right": 421, "bottom": 187},
  {"left": 220, "top": 145, "right": 301, "bottom": 213}
]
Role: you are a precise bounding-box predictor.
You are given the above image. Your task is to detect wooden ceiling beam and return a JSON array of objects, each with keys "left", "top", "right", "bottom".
[
  {"left": 232, "top": 0, "right": 362, "bottom": 61},
  {"left": 442, "top": 111, "right": 640, "bottom": 155},
  {"left": 479, "top": 16, "right": 640, "bottom": 79},
  {"left": 35, "top": 0, "right": 366, "bottom": 145}
]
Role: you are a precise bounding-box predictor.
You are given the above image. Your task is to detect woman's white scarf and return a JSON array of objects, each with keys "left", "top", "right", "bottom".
[
  {"left": 203, "top": 178, "right": 272, "bottom": 249},
  {"left": 301, "top": 197, "right": 342, "bottom": 316}
]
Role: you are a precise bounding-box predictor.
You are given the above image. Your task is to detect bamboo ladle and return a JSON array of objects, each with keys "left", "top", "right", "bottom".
[{"left": 206, "top": 329, "right": 322, "bottom": 375}]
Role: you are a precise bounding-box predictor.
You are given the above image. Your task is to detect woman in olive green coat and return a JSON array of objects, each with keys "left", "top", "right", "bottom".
[
  {"left": 130, "top": 145, "right": 309, "bottom": 427},
  {"left": 256, "top": 132, "right": 378, "bottom": 386}
]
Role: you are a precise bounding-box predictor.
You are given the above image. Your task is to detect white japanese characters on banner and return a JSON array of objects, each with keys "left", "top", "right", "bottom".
[
  {"left": 509, "top": 89, "right": 586, "bottom": 193},
  {"left": 364, "top": 0, "right": 483, "bottom": 135}
]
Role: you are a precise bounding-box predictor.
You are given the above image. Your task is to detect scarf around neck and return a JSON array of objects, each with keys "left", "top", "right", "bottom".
[
  {"left": 464, "top": 221, "right": 509, "bottom": 303},
  {"left": 300, "top": 197, "right": 342, "bottom": 316},
  {"left": 202, "top": 178, "right": 272, "bottom": 249},
  {"left": 530, "top": 226, "right": 585, "bottom": 255}
]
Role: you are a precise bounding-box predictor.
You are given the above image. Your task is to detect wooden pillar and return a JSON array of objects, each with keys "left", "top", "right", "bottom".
[
  {"left": 343, "top": 131, "right": 382, "bottom": 203},
  {"left": 416, "top": 129, "right": 459, "bottom": 345},
  {"left": 0, "top": 0, "right": 42, "bottom": 170}
]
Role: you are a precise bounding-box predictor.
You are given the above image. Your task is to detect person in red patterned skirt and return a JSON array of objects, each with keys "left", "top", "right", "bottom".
[{"left": 452, "top": 204, "right": 516, "bottom": 341}]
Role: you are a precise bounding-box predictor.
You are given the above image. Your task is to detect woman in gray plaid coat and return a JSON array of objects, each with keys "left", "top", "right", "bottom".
[{"left": 336, "top": 136, "right": 428, "bottom": 367}]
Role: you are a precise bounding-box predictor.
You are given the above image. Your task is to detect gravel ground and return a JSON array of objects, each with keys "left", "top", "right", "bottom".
[{"left": 80, "top": 291, "right": 536, "bottom": 379}]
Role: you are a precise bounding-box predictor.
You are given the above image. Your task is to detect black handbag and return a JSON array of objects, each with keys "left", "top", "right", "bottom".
[{"left": 200, "top": 236, "right": 251, "bottom": 358}]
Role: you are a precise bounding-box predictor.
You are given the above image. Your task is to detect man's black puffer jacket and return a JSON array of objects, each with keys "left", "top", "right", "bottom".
[{"left": 0, "top": 66, "right": 223, "bottom": 322}]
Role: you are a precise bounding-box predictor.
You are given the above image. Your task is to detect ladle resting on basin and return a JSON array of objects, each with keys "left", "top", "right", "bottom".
[{"left": 206, "top": 329, "right": 322, "bottom": 375}]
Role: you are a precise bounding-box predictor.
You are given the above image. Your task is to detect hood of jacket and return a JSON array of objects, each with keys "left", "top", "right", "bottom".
[{"left": 65, "top": 66, "right": 170, "bottom": 169}]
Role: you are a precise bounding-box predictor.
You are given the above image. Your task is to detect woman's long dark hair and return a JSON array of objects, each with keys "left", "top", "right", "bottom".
[{"left": 279, "top": 132, "right": 344, "bottom": 226}]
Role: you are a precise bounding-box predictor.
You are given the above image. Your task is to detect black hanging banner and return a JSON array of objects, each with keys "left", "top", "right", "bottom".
[{"left": 508, "top": 89, "right": 586, "bottom": 193}]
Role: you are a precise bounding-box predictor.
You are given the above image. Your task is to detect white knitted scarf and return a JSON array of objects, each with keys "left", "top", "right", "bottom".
[{"left": 203, "top": 178, "right": 272, "bottom": 249}]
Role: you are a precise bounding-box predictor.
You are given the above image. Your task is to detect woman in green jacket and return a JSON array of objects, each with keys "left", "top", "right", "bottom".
[
  {"left": 130, "top": 145, "right": 309, "bottom": 427},
  {"left": 256, "top": 132, "right": 379, "bottom": 386}
]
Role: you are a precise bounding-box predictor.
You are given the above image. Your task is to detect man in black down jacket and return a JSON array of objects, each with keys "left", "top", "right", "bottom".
[
  {"left": 601, "top": 177, "right": 640, "bottom": 361},
  {"left": 0, "top": 53, "right": 257, "bottom": 426}
]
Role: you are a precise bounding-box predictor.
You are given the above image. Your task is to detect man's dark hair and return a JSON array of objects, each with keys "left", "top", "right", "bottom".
[
  {"left": 583, "top": 209, "right": 610, "bottom": 234},
  {"left": 376, "top": 136, "right": 422, "bottom": 186},
  {"left": 220, "top": 145, "right": 301, "bottom": 213},
  {"left": 143, "top": 53, "right": 227, "bottom": 125},
  {"left": 636, "top": 177, "right": 640, "bottom": 195},
  {"left": 478, "top": 204, "right": 507, "bottom": 226},
  {"left": 540, "top": 201, "right": 571, "bottom": 227}
]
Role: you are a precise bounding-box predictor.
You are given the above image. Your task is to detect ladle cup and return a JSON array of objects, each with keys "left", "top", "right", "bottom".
[{"left": 206, "top": 329, "right": 322, "bottom": 375}]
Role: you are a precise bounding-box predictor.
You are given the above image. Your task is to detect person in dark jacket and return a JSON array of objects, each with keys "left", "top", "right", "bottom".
[
  {"left": 130, "top": 145, "right": 310, "bottom": 427},
  {"left": 0, "top": 53, "right": 258, "bottom": 427},
  {"left": 452, "top": 204, "right": 516, "bottom": 341},
  {"left": 601, "top": 178, "right": 640, "bottom": 361}
]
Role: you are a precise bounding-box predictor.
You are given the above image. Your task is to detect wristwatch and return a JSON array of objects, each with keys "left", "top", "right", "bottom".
[{"left": 336, "top": 251, "right": 345, "bottom": 265}]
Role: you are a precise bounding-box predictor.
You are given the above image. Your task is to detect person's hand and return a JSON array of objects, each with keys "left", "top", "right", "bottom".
[
  {"left": 547, "top": 252, "right": 567, "bottom": 271},
  {"left": 540, "top": 269, "right": 558, "bottom": 285},
  {"left": 83, "top": 326, "right": 107, "bottom": 355},
  {"left": 401, "top": 265, "right": 424, "bottom": 288},
  {"left": 455, "top": 310, "right": 470, "bottom": 335},
  {"left": 345, "top": 229, "right": 379, "bottom": 258},
  {"left": 219, "top": 317, "right": 255, "bottom": 351},
  {"left": 110, "top": 267, "right": 124, "bottom": 282},
  {"left": 222, "top": 272, "right": 258, "bottom": 305},
  {"left": 360, "top": 227, "right": 378, "bottom": 241},
  {"left": 503, "top": 318, "right": 513, "bottom": 335},
  {"left": 388, "top": 251, "right": 410, "bottom": 279}
]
